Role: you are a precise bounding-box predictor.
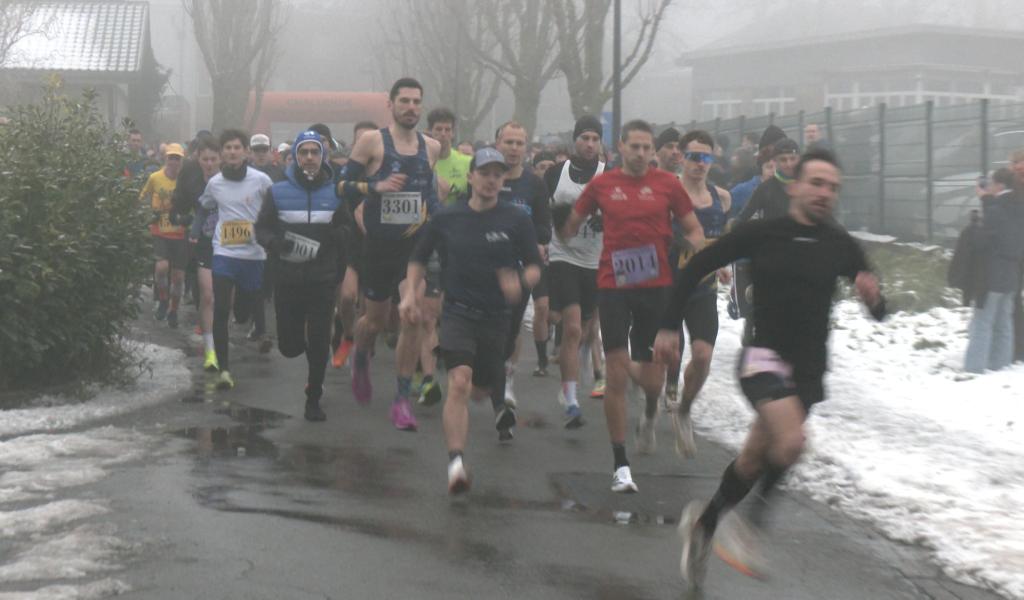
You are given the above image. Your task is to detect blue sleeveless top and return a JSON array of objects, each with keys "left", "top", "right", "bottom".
[
  {"left": 364, "top": 128, "right": 438, "bottom": 239},
  {"left": 694, "top": 184, "right": 727, "bottom": 240}
]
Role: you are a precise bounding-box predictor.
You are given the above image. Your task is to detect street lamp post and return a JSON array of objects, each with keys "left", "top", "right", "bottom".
[{"left": 611, "top": 0, "right": 621, "bottom": 149}]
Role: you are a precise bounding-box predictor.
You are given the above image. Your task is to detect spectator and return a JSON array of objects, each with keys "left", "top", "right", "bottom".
[
  {"left": 708, "top": 133, "right": 731, "bottom": 187},
  {"left": 740, "top": 131, "right": 759, "bottom": 151},
  {"left": 963, "top": 163, "right": 1024, "bottom": 373},
  {"left": 249, "top": 134, "right": 286, "bottom": 182}
]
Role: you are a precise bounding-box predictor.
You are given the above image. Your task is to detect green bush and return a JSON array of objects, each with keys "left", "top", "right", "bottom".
[{"left": 0, "top": 84, "right": 150, "bottom": 390}]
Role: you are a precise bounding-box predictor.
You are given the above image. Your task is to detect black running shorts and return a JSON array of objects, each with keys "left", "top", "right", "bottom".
[
  {"left": 362, "top": 235, "right": 417, "bottom": 303},
  {"left": 153, "top": 236, "right": 189, "bottom": 270},
  {"left": 531, "top": 265, "right": 549, "bottom": 300},
  {"left": 680, "top": 291, "right": 719, "bottom": 346},
  {"left": 597, "top": 286, "right": 669, "bottom": 363},
  {"left": 736, "top": 346, "right": 824, "bottom": 414},
  {"left": 548, "top": 261, "right": 598, "bottom": 322},
  {"left": 194, "top": 236, "right": 213, "bottom": 269},
  {"left": 438, "top": 307, "right": 509, "bottom": 390}
]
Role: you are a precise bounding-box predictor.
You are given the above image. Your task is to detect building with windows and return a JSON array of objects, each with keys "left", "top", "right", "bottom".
[{"left": 683, "top": 13, "right": 1024, "bottom": 120}]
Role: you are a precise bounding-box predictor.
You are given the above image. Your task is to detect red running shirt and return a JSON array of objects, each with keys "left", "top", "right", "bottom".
[{"left": 574, "top": 167, "right": 693, "bottom": 289}]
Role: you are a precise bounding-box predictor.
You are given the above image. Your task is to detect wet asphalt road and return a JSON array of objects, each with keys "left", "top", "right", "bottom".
[{"left": 81, "top": 313, "right": 1004, "bottom": 600}]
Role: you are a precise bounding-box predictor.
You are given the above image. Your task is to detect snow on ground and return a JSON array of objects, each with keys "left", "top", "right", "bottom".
[
  {"left": 692, "top": 296, "right": 1024, "bottom": 599},
  {"left": 0, "top": 343, "right": 189, "bottom": 598}
]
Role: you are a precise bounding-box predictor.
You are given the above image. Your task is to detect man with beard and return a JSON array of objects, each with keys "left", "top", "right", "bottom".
[{"left": 339, "top": 78, "right": 441, "bottom": 431}]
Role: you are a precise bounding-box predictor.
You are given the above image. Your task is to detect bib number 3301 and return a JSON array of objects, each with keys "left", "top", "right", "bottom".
[
  {"left": 220, "top": 220, "right": 253, "bottom": 246},
  {"left": 612, "top": 243, "right": 659, "bottom": 287},
  {"left": 381, "top": 192, "right": 422, "bottom": 225}
]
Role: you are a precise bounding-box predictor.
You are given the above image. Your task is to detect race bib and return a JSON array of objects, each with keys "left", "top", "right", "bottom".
[
  {"left": 280, "top": 231, "right": 320, "bottom": 263},
  {"left": 220, "top": 220, "right": 253, "bottom": 246},
  {"left": 380, "top": 192, "right": 422, "bottom": 225},
  {"left": 740, "top": 347, "right": 793, "bottom": 380},
  {"left": 157, "top": 212, "right": 176, "bottom": 234},
  {"left": 612, "top": 244, "right": 659, "bottom": 287}
]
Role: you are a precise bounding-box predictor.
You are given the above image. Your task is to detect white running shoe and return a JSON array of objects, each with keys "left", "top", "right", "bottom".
[
  {"left": 679, "top": 500, "right": 712, "bottom": 589},
  {"left": 504, "top": 375, "right": 517, "bottom": 409},
  {"left": 714, "top": 512, "right": 769, "bottom": 580},
  {"left": 610, "top": 465, "right": 638, "bottom": 493},
  {"left": 671, "top": 409, "right": 697, "bottom": 459},
  {"left": 635, "top": 412, "right": 657, "bottom": 454},
  {"left": 447, "top": 456, "right": 470, "bottom": 495}
]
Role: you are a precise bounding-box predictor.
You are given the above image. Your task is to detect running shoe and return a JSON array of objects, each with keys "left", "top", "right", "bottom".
[
  {"left": 447, "top": 455, "right": 470, "bottom": 495},
  {"left": 671, "top": 409, "right": 697, "bottom": 459},
  {"left": 216, "top": 370, "right": 235, "bottom": 391},
  {"left": 418, "top": 379, "right": 442, "bottom": 407},
  {"left": 610, "top": 465, "right": 638, "bottom": 493},
  {"left": 636, "top": 412, "right": 657, "bottom": 455},
  {"left": 203, "top": 349, "right": 219, "bottom": 373},
  {"left": 714, "top": 512, "right": 769, "bottom": 580},
  {"left": 495, "top": 405, "right": 517, "bottom": 441},
  {"left": 532, "top": 365, "right": 548, "bottom": 377},
  {"left": 304, "top": 384, "right": 326, "bottom": 422},
  {"left": 154, "top": 300, "right": 168, "bottom": 321},
  {"left": 663, "top": 384, "right": 679, "bottom": 411},
  {"left": 563, "top": 404, "right": 584, "bottom": 429},
  {"left": 332, "top": 338, "right": 353, "bottom": 368},
  {"left": 589, "top": 379, "right": 606, "bottom": 399},
  {"left": 167, "top": 310, "right": 178, "bottom": 329},
  {"left": 390, "top": 397, "right": 418, "bottom": 431},
  {"left": 679, "top": 501, "right": 713, "bottom": 589},
  {"left": 351, "top": 356, "right": 372, "bottom": 405},
  {"left": 504, "top": 376, "right": 517, "bottom": 409}
]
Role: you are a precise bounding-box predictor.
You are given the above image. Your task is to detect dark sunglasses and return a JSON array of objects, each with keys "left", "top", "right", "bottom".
[
  {"left": 684, "top": 151, "right": 714, "bottom": 164},
  {"left": 297, "top": 147, "right": 321, "bottom": 157}
]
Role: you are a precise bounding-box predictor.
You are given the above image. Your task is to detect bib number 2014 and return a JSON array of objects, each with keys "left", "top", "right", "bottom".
[
  {"left": 380, "top": 192, "right": 422, "bottom": 225},
  {"left": 612, "top": 244, "right": 659, "bottom": 287},
  {"left": 220, "top": 220, "right": 253, "bottom": 246}
]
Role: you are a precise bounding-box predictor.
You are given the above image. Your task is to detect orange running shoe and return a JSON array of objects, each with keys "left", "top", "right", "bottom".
[{"left": 332, "top": 338, "right": 354, "bottom": 368}]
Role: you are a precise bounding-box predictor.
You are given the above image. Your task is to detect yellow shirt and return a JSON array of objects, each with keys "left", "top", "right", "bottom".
[{"left": 140, "top": 168, "right": 183, "bottom": 239}]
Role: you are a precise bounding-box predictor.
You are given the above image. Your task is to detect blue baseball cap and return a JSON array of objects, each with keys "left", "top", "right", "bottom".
[{"left": 470, "top": 147, "right": 508, "bottom": 171}]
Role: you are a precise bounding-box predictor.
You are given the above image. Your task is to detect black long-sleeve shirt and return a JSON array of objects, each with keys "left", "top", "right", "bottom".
[
  {"left": 735, "top": 176, "right": 790, "bottom": 223},
  {"left": 662, "top": 216, "right": 877, "bottom": 381},
  {"left": 412, "top": 201, "right": 541, "bottom": 317},
  {"left": 499, "top": 170, "right": 551, "bottom": 245}
]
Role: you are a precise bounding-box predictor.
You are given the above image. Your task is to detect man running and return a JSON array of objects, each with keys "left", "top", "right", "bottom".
[
  {"left": 654, "top": 147, "right": 885, "bottom": 589},
  {"left": 341, "top": 77, "right": 441, "bottom": 431},
  {"left": 141, "top": 143, "right": 186, "bottom": 329},
  {"left": 662, "top": 130, "right": 732, "bottom": 459},
  {"left": 561, "top": 119, "right": 705, "bottom": 493},
  {"left": 400, "top": 148, "right": 541, "bottom": 494},
  {"left": 257, "top": 131, "right": 352, "bottom": 421},
  {"left": 654, "top": 127, "right": 683, "bottom": 175},
  {"left": 249, "top": 133, "right": 286, "bottom": 182},
  {"left": 429, "top": 108, "right": 471, "bottom": 206},
  {"left": 735, "top": 137, "right": 799, "bottom": 223},
  {"left": 545, "top": 115, "right": 607, "bottom": 428},
  {"left": 200, "top": 129, "right": 274, "bottom": 390},
  {"left": 491, "top": 120, "right": 551, "bottom": 439}
]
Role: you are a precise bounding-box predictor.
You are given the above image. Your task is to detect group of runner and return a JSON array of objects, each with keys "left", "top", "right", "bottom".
[{"left": 136, "top": 76, "right": 887, "bottom": 592}]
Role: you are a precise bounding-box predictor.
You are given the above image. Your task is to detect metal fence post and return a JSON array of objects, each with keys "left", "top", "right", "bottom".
[
  {"left": 878, "top": 102, "right": 887, "bottom": 233},
  {"left": 738, "top": 115, "right": 746, "bottom": 144},
  {"left": 980, "top": 98, "right": 989, "bottom": 176},
  {"left": 825, "top": 106, "right": 834, "bottom": 147},
  {"left": 798, "top": 110, "right": 806, "bottom": 147},
  {"left": 768, "top": 111, "right": 775, "bottom": 126},
  {"left": 714, "top": 117, "right": 721, "bottom": 138},
  {"left": 925, "top": 100, "right": 934, "bottom": 242}
]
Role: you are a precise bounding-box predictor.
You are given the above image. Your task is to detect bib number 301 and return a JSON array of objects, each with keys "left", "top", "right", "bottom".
[
  {"left": 612, "top": 244, "right": 659, "bottom": 287},
  {"left": 281, "top": 231, "right": 320, "bottom": 263},
  {"left": 220, "top": 220, "right": 253, "bottom": 246},
  {"left": 380, "top": 192, "right": 422, "bottom": 225}
]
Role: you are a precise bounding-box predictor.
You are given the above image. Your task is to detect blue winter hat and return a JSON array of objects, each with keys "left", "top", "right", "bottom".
[{"left": 292, "top": 130, "right": 325, "bottom": 162}]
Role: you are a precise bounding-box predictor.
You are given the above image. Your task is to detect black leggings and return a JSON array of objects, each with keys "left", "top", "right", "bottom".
[
  {"left": 212, "top": 274, "right": 265, "bottom": 371},
  {"left": 275, "top": 282, "right": 335, "bottom": 397}
]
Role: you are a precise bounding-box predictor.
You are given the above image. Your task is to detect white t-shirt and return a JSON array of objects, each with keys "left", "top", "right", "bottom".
[
  {"left": 548, "top": 160, "right": 604, "bottom": 270},
  {"left": 201, "top": 168, "right": 272, "bottom": 260}
]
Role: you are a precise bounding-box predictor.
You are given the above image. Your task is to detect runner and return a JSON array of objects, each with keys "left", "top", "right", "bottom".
[
  {"left": 249, "top": 133, "right": 286, "bottom": 182},
  {"left": 256, "top": 131, "right": 352, "bottom": 421},
  {"left": 545, "top": 115, "right": 607, "bottom": 429},
  {"left": 654, "top": 127, "right": 683, "bottom": 175},
  {"left": 560, "top": 119, "right": 705, "bottom": 493},
  {"left": 734, "top": 137, "right": 799, "bottom": 223},
  {"left": 653, "top": 147, "right": 886, "bottom": 589},
  {"left": 200, "top": 129, "right": 274, "bottom": 390},
  {"left": 331, "top": 120, "right": 379, "bottom": 370},
  {"left": 141, "top": 143, "right": 186, "bottom": 329},
  {"left": 400, "top": 148, "right": 542, "bottom": 494},
  {"left": 491, "top": 120, "right": 551, "bottom": 439},
  {"left": 172, "top": 134, "right": 221, "bottom": 370},
  {"left": 663, "top": 130, "right": 732, "bottom": 459},
  {"left": 339, "top": 77, "right": 441, "bottom": 431},
  {"left": 429, "top": 108, "right": 471, "bottom": 206}
]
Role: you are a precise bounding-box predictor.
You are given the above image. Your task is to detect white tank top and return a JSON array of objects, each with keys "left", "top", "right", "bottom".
[{"left": 548, "top": 160, "right": 604, "bottom": 269}]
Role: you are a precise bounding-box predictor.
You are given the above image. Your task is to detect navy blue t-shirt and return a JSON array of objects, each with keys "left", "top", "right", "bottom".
[
  {"left": 412, "top": 201, "right": 542, "bottom": 316},
  {"left": 499, "top": 170, "right": 552, "bottom": 245}
]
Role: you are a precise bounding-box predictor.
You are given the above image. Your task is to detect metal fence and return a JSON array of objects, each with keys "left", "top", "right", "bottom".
[{"left": 682, "top": 100, "right": 1024, "bottom": 243}]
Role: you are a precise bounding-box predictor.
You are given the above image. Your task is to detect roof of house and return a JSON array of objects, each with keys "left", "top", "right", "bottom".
[
  {"left": 1, "top": 1, "right": 149, "bottom": 73},
  {"left": 686, "top": 3, "right": 1024, "bottom": 61}
]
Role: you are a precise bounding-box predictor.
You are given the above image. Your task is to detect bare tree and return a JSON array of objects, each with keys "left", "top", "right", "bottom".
[
  {"left": 183, "top": 0, "right": 285, "bottom": 132},
  {"left": 464, "top": 0, "right": 561, "bottom": 137},
  {"left": 0, "top": 0, "right": 46, "bottom": 67},
  {"left": 552, "top": 0, "right": 672, "bottom": 119},
  {"left": 372, "top": 0, "right": 501, "bottom": 142}
]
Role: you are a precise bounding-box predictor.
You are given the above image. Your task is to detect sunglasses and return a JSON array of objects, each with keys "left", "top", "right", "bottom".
[
  {"left": 297, "top": 147, "right": 322, "bottom": 157},
  {"left": 684, "top": 151, "right": 715, "bottom": 165}
]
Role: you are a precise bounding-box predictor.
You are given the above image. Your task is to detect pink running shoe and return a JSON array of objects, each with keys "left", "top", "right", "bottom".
[
  {"left": 351, "top": 355, "right": 372, "bottom": 405},
  {"left": 390, "top": 397, "right": 418, "bottom": 431}
]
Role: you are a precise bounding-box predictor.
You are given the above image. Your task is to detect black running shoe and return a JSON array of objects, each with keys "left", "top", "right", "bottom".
[
  {"left": 154, "top": 301, "right": 168, "bottom": 321},
  {"left": 495, "top": 405, "right": 517, "bottom": 441},
  {"left": 167, "top": 310, "right": 178, "bottom": 329}
]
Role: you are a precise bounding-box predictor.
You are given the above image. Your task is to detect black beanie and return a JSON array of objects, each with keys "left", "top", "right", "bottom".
[
  {"left": 758, "top": 125, "right": 786, "bottom": 150},
  {"left": 573, "top": 115, "right": 602, "bottom": 141},
  {"left": 655, "top": 127, "right": 681, "bottom": 150},
  {"left": 772, "top": 138, "right": 799, "bottom": 157}
]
